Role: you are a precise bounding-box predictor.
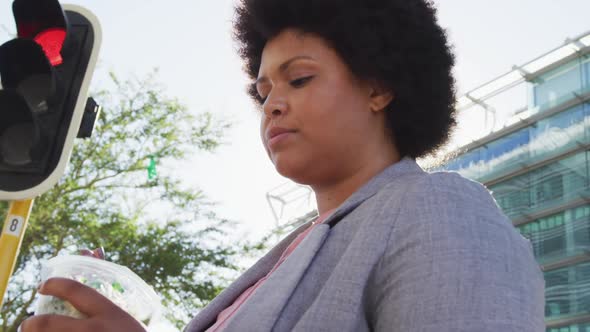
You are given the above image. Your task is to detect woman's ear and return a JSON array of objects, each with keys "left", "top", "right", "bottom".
[{"left": 368, "top": 82, "right": 394, "bottom": 113}]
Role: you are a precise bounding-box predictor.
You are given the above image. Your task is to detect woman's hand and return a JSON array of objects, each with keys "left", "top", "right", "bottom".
[{"left": 20, "top": 277, "right": 145, "bottom": 332}]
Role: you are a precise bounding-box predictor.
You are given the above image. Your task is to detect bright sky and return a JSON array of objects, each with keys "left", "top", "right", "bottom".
[{"left": 0, "top": 0, "right": 588, "bottom": 243}]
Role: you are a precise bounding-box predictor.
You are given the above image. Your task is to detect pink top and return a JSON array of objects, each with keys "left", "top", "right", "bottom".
[{"left": 206, "top": 209, "right": 335, "bottom": 332}]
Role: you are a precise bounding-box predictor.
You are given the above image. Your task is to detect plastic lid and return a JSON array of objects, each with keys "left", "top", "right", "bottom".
[{"left": 38, "top": 255, "right": 162, "bottom": 323}]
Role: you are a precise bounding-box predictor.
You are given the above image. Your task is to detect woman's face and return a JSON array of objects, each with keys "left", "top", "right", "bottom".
[{"left": 256, "top": 29, "right": 393, "bottom": 186}]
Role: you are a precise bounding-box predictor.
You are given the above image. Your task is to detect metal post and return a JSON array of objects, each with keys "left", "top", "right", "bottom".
[{"left": 0, "top": 199, "right": 34, "bottom": 309}]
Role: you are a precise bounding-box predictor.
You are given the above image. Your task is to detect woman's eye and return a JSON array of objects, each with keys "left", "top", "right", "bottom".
[
  {"left": 256, "top": 76, "right": 313, "bottom": 104},
  {"left": 290, "top": 76, "right": 314, "bottom": 88}
]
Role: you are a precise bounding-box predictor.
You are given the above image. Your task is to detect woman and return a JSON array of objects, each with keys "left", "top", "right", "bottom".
[{"left": 21, "top": 0, "right": 545, "bottom": 331}]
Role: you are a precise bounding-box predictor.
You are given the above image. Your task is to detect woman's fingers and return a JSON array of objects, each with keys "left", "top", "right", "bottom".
[
  {"left": 92, "top": 247, "right": 105, "bottom": 259},
  {"left": 28, "top": 278, "right": 145, "bottom": 332},
  {"left": 78, "top": 249, "right": 95, "bottom": 257},
  {"left": 38, "top": 278, "right": 124, "bottom": 318},
  {"left": 79, "top": 247, "right": 105, "bottom": 259},
  {"left": 20, "top": 314, "right": 84, "bottom": 332}
]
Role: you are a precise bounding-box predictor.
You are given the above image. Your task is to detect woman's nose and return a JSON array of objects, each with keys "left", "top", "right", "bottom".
[{"left": 263, "top": 94, "right": 288, "bottom": 118}]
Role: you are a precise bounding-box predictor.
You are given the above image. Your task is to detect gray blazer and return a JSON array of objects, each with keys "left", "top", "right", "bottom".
[{"left": 185, "top": 157, "right": 545, "bottom": 331}]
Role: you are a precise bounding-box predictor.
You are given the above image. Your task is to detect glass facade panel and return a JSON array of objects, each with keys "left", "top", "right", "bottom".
[
  {"left": 489, "top": 151, "right": 590, "bottom": 220},
  {"left": 534, "top": 59, "right": 583, "bottom": 111},
  {"left": 518, "top": 205, "right": 590, "bottom": 265},
  {"left": 489, "top": 175, "right": 530, "bottom": 219},
  {"left": 584, "top": 55, "right": 590, "bottom": 89},
  {"left": 440, "top": 103, "right": 590, "bottom": 184},
  {"left": 548, "top": 323, "right": 590, "bottom": 332},
  {"left": 480, "top": 128, "right": 530, "bottom": 180},
  {"left": 530, "top": 104, "right": 588, "bottom": 163},
  {"left": 573, "top": 206, "right": 590, "bottom": 252},
  {"left": 545, "top": 262, "right": 590, "bottom": 321},
  {"left": 442, "top": 148, "right": 483, "bottom": 180}
]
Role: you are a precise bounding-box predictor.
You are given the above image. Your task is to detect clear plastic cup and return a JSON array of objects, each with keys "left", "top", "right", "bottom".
[{"left": 35, "top": 255, "right": 163, "bottom": 327}]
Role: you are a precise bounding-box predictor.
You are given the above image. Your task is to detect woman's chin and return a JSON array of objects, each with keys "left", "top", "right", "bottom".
[{"left": 272, "top": 156, "right": 311, "bottom": 184}]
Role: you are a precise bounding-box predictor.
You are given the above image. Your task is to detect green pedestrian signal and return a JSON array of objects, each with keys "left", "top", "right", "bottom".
[{"left": 147, "top": 156, "right": 157, "bottom": 181}]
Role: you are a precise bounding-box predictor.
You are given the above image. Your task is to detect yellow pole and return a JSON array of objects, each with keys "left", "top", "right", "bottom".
[{"left": 0, "top": 199, "right": 34, "bottom": 309}]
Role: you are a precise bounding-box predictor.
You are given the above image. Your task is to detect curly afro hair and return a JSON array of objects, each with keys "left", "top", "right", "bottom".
[{"left": 233, "top": 0, "right": 457, "bottom": 159}]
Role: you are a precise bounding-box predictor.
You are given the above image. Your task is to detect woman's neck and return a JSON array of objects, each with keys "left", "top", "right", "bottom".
[{"left": 312, "top": 152, "right": 400, "bottom": 215}]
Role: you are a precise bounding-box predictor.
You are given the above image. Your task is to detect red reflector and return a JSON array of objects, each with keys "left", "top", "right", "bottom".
[{"left": 34, "top": 28, "right": 66, "bottom": 66}]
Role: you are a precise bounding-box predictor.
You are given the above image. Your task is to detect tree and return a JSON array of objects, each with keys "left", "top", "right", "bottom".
[{"left": 0, "top": 70, "right": 246, "bottom": 331}]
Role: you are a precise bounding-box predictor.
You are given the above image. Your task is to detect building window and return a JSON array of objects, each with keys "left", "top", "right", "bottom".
[
  {"left": 533, "top": 59, "right": 583, "bottom": 110},
  {"left": 531, "top": 104, "right": 587, "bottom": 159},
  {"left": 583, "top": 55, "right": 590, "bottom": 91},
  {"left": 490, "top": 178, "right": 530, "bottom": 218},
  {"left": 483, "top": 129, "right": 530, "bottom": 162},
  {"left": 534, "top": 173, "right": 564, "bottom": 205},
  {"left": 545, "top": 268, "right": 571, "bottom": 317},
  {"left": 576, "top": 264, "right": 590, "bottom": 315},
  {"left": 544, "top": 262, "right": 590, "bottom": 320},
  {"left": 518, "top": 204, "right": 590, "bottom": 266},
  {"left": 440, "top": 103, "right": 590, "bottom": 184},
  {"left": 547, "top": 323, "right": 590, "bottom": 332},
  {"left": 573, "top": 205, "right": 590, "bottom": 253},
  {"left": 520, "top": 212, "right": 566, "bottom": 263}
]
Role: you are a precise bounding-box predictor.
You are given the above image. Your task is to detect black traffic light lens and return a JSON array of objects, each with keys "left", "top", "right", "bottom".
[
  {"left": 0, "top": 39, "right": 56, "bottom": 114},
  {"left": 0, "top": 91, "right": 39, "bottom": 166},
  {"left": 0, "top": 39, "right": 52, "bottom": 168},
  {"left": 13, "top": 0, "right": 67, "bottom": 40}
]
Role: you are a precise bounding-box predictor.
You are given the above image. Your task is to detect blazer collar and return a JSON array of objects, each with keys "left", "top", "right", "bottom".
[
  {"left": 222, "top": 224, "right": 331, "bottom": 331},
  {"left": 323, "top": 156, "right": 424, "bottom": 228},
  {"left": 184, "top": 221, "right": 313, "bottom": 332}
]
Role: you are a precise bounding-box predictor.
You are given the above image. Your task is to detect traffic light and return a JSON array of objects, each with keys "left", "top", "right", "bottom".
[{"left": 0, "top": 0, "right": 101, "bottom": 200}]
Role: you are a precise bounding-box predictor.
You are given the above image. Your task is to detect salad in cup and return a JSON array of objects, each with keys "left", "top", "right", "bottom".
[{"left": 35, "top": 254, "right": 162, "bottom": 328}]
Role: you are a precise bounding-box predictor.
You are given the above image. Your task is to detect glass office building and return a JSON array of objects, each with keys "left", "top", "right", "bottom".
[{"left": 426, "top": 31, "right": 590, "bottom": 330}]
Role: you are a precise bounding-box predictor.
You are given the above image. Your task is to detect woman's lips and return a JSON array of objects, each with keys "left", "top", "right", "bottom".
[
  {"left": 266, "top": 126, "right": 297, "bottom": 150},
  {"left": 268, "top": 131, "right": 296, "bottom": 149}
]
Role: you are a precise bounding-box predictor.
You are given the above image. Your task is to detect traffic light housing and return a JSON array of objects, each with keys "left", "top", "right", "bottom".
[{"left": 0, "top": 1, "right": 101, "bottom": 200}]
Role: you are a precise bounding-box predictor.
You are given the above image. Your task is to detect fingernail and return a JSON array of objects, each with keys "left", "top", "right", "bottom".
[
  {"left": 95, "top": 247, "right": 105, "bottom": 259},
  {"left": 37, "top": 282, "right": 44, "bottom": 291}
]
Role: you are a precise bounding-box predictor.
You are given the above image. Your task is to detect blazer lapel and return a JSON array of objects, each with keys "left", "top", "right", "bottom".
[
  {"left": 221, "top": 178, "right": 388, "bottom": 331},
  {"left": 184, "top": 222, "right": 312, "bottom": 332},
  {"left": 222, "top": 224, "right": 331, "bottom": 331}
]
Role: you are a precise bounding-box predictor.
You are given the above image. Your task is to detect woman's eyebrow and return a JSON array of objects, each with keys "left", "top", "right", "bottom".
[{"left": 256, "top": 55, "right": 315, "bottom": 85}]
